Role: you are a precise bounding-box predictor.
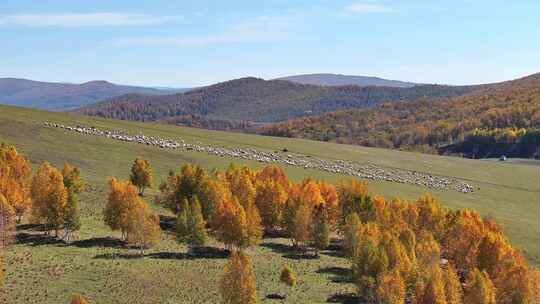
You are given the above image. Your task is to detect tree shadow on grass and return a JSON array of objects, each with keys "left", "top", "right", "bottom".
[
  {"left": 260, "top": 242, "right": 320, "bottom": 260},
  {"left": 266, "top": 293, "right": 286, "bottom": 300},
  {"left": 321, "top": 250, "right": 346, "bottom": 258},
  {"left": 327, "top": 293, "right": 359, "bottom": 304},
  {"left": 69, "top": 237, "right": 127, "bottom": 249},
  {"left": 260, "top": 242, "right": 291, "bottom": 255},
  {"left": 148, "top": 247, "right": 229, "bottom": 260},
  {"left": 16, "top": 232, "right": 64, "bottom": 246},
  {"left": 94, "top": 246, "right": 229, "bottom": 260},
  {"left": 317, "top": 266, "right": 352, "bottom": 283},
  {"left": 321, "top": 239, "right": 346, "bottom": 258},
  {"left": 283, "top": 252, "right": 320, "bottom": 260},
  {"left": 159, "top": 215, "right": 176, "bottom": 233},
  {"left": 17, "top": 232, "right": 129, "bottom": 249},
  {"left": 17, "top": 223, "right": 50, "bottom": 232},
  {"left": 263, "top": 228, "right": 287, "bottom": 239},
  {"left": 94, "top": 252, "right": 144, "bottom": 260}
]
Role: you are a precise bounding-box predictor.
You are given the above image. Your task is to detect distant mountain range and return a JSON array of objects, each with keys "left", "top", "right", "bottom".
[
  {"left": 0, "top": 78, "right": 189, "bottom": 110},
  {"left": 0, "top": 73, "right": 421, "bottom": 111},
  {"left": 77, "top": 77, "right": 477, "bottom": 123},
  {"left": 277, "top": 73, "right": 418, "bottom": 88}
]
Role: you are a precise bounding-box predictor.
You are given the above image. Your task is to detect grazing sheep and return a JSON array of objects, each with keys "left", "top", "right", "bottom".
[{"left": 43, "top": 121, "right": 475, "bottom": 193}]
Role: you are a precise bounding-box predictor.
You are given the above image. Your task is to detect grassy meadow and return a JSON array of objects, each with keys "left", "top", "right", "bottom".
[{"left": 1, "top": 104, "right": 539, "bottom": 303}]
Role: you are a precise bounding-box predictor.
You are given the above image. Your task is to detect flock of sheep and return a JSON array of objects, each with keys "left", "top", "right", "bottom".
[{"left": 43, "top": 122, "right": 476, "bottom": 194}]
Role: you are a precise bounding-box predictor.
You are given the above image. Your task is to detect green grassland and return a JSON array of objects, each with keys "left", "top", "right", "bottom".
[{"left": 1, "top": 104, "right": 539, "bottom": 304}]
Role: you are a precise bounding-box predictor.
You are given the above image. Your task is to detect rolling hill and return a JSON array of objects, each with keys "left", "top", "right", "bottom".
[
  {"left": 77, "top": 77, "right": 478, "bottom": 123},
  {"left": 260, "top": 73, "right": 540, "bottom": 156},
  {"left": 2, "top": 104, "right": 540, "bottom": 303},
  {"left": 0, "top": 78, "right": 186, "bottom": 110},
  {"left": 277, "top": 73, "right": 417, "bottom": 88}
]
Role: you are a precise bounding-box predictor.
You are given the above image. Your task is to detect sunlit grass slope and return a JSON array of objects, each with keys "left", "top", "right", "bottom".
[{"left": 1, "top": 104, "right": 539, "bottom": 303}]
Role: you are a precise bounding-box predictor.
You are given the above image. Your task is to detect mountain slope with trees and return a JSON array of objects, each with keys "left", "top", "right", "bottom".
[
  {"left": 260, "top": 73, "right": 540, "bottom": 157},
  {"left": 77, "top": 77, "right": 479, "bottom": 123}
]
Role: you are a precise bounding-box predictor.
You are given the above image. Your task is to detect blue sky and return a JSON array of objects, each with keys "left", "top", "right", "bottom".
[{"left": 1, "top": 0, "right": 540, "bottom": 87}]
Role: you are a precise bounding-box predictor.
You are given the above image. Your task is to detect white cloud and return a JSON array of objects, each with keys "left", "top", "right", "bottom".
[
  {"left": 0, "top": 13, "right": 174, "bottom": 27},
  {"left": 113, "top": 16, "right": 293, "bottom": 47},
  {"left": 345, "top": 2, "right": 396, "bottom": 14}
]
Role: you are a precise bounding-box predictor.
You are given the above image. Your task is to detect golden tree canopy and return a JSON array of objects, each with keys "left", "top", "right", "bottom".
[
  {"left": 220, "top": 251, "right": 258, "bottom": 304},
  {"left": 130, "top": 158, "right": 153, "bottom": 196}
]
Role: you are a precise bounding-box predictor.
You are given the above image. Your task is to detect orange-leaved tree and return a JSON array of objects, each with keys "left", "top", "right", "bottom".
[
  {"left": 290, "top": 199, "right": 312, "bottom": 248},
  {"left": 0, "top": 143, "right": 32, "bottom": 222},
  {"left": 351, "top": 239, "right": 389, "bottom": 302},
  {"left": 104, "top": 177, "right": 160, "bottom": 247},
  {"left": 222, "top": 164, "right": 256, "bottom": 210},
  {"left": 0, "top": 194, "right": 16, "bottom": 247},
  {"left": 375, "top": 269, "right": 405, "bottom": 304},
  {"left": 443, "top": 265, "right": 464, "bottom": 304},
  {"left": 463, "top": 269, "right": 497, "bottom": 304},
  {"left": 31, "top": 162, "right": 68, "bottom": 237},
  {"left": 213, "top": 197, "right": 249, "bottom": 250},
  {"left": 256, "top": 165, "right": 290, "bottom": 191},
  {"left": 220, "top": 251, "right": 257, "bottom": 304},
  {"left": 130, "top": 158, "right": 153, "bottom": 196},
  {"left": 70, "top": 294, "right": 90, "bottom": 304},
  {"left": 254, "top": 179, "right": 287, "bottom": 231},
  {"left": 125, "top": 199, "right": 161, "bottom": 254}
]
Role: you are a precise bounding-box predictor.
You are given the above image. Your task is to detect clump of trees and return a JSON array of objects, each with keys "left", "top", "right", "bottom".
[
  {"left": 340, "top": 192, "right": 540, "bottom": 303},
  {"left": 0, "top": 143, "right": 31, "bottom": 290},
  {"left": 2, "top": 143, "right": 540, "bottom": 303},
  {"left": 156, "top": 164, "right": 340, "bottom": 253},
  {"left": 30, "top": 162, "right": 84, "bottom": 239},
  {"left": 155, "top": 163, "right": 540, "bottom": 303},
  {"left": 31, "top": 162, "right": 68, "bottom": 237},
  {"left": 0, "top": 143, "right": 87, "bottom": 291},
  {"left": 104, "top": 177, "right": 161, "bottom": 253}
]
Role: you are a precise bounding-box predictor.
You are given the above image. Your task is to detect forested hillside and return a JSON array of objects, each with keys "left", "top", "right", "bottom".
[
  {"left": 77, "top": 77, "right": 478, "bottom": 123},
  {"left": 260, "top": 73, "right": 540, "bottom": 156}
]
